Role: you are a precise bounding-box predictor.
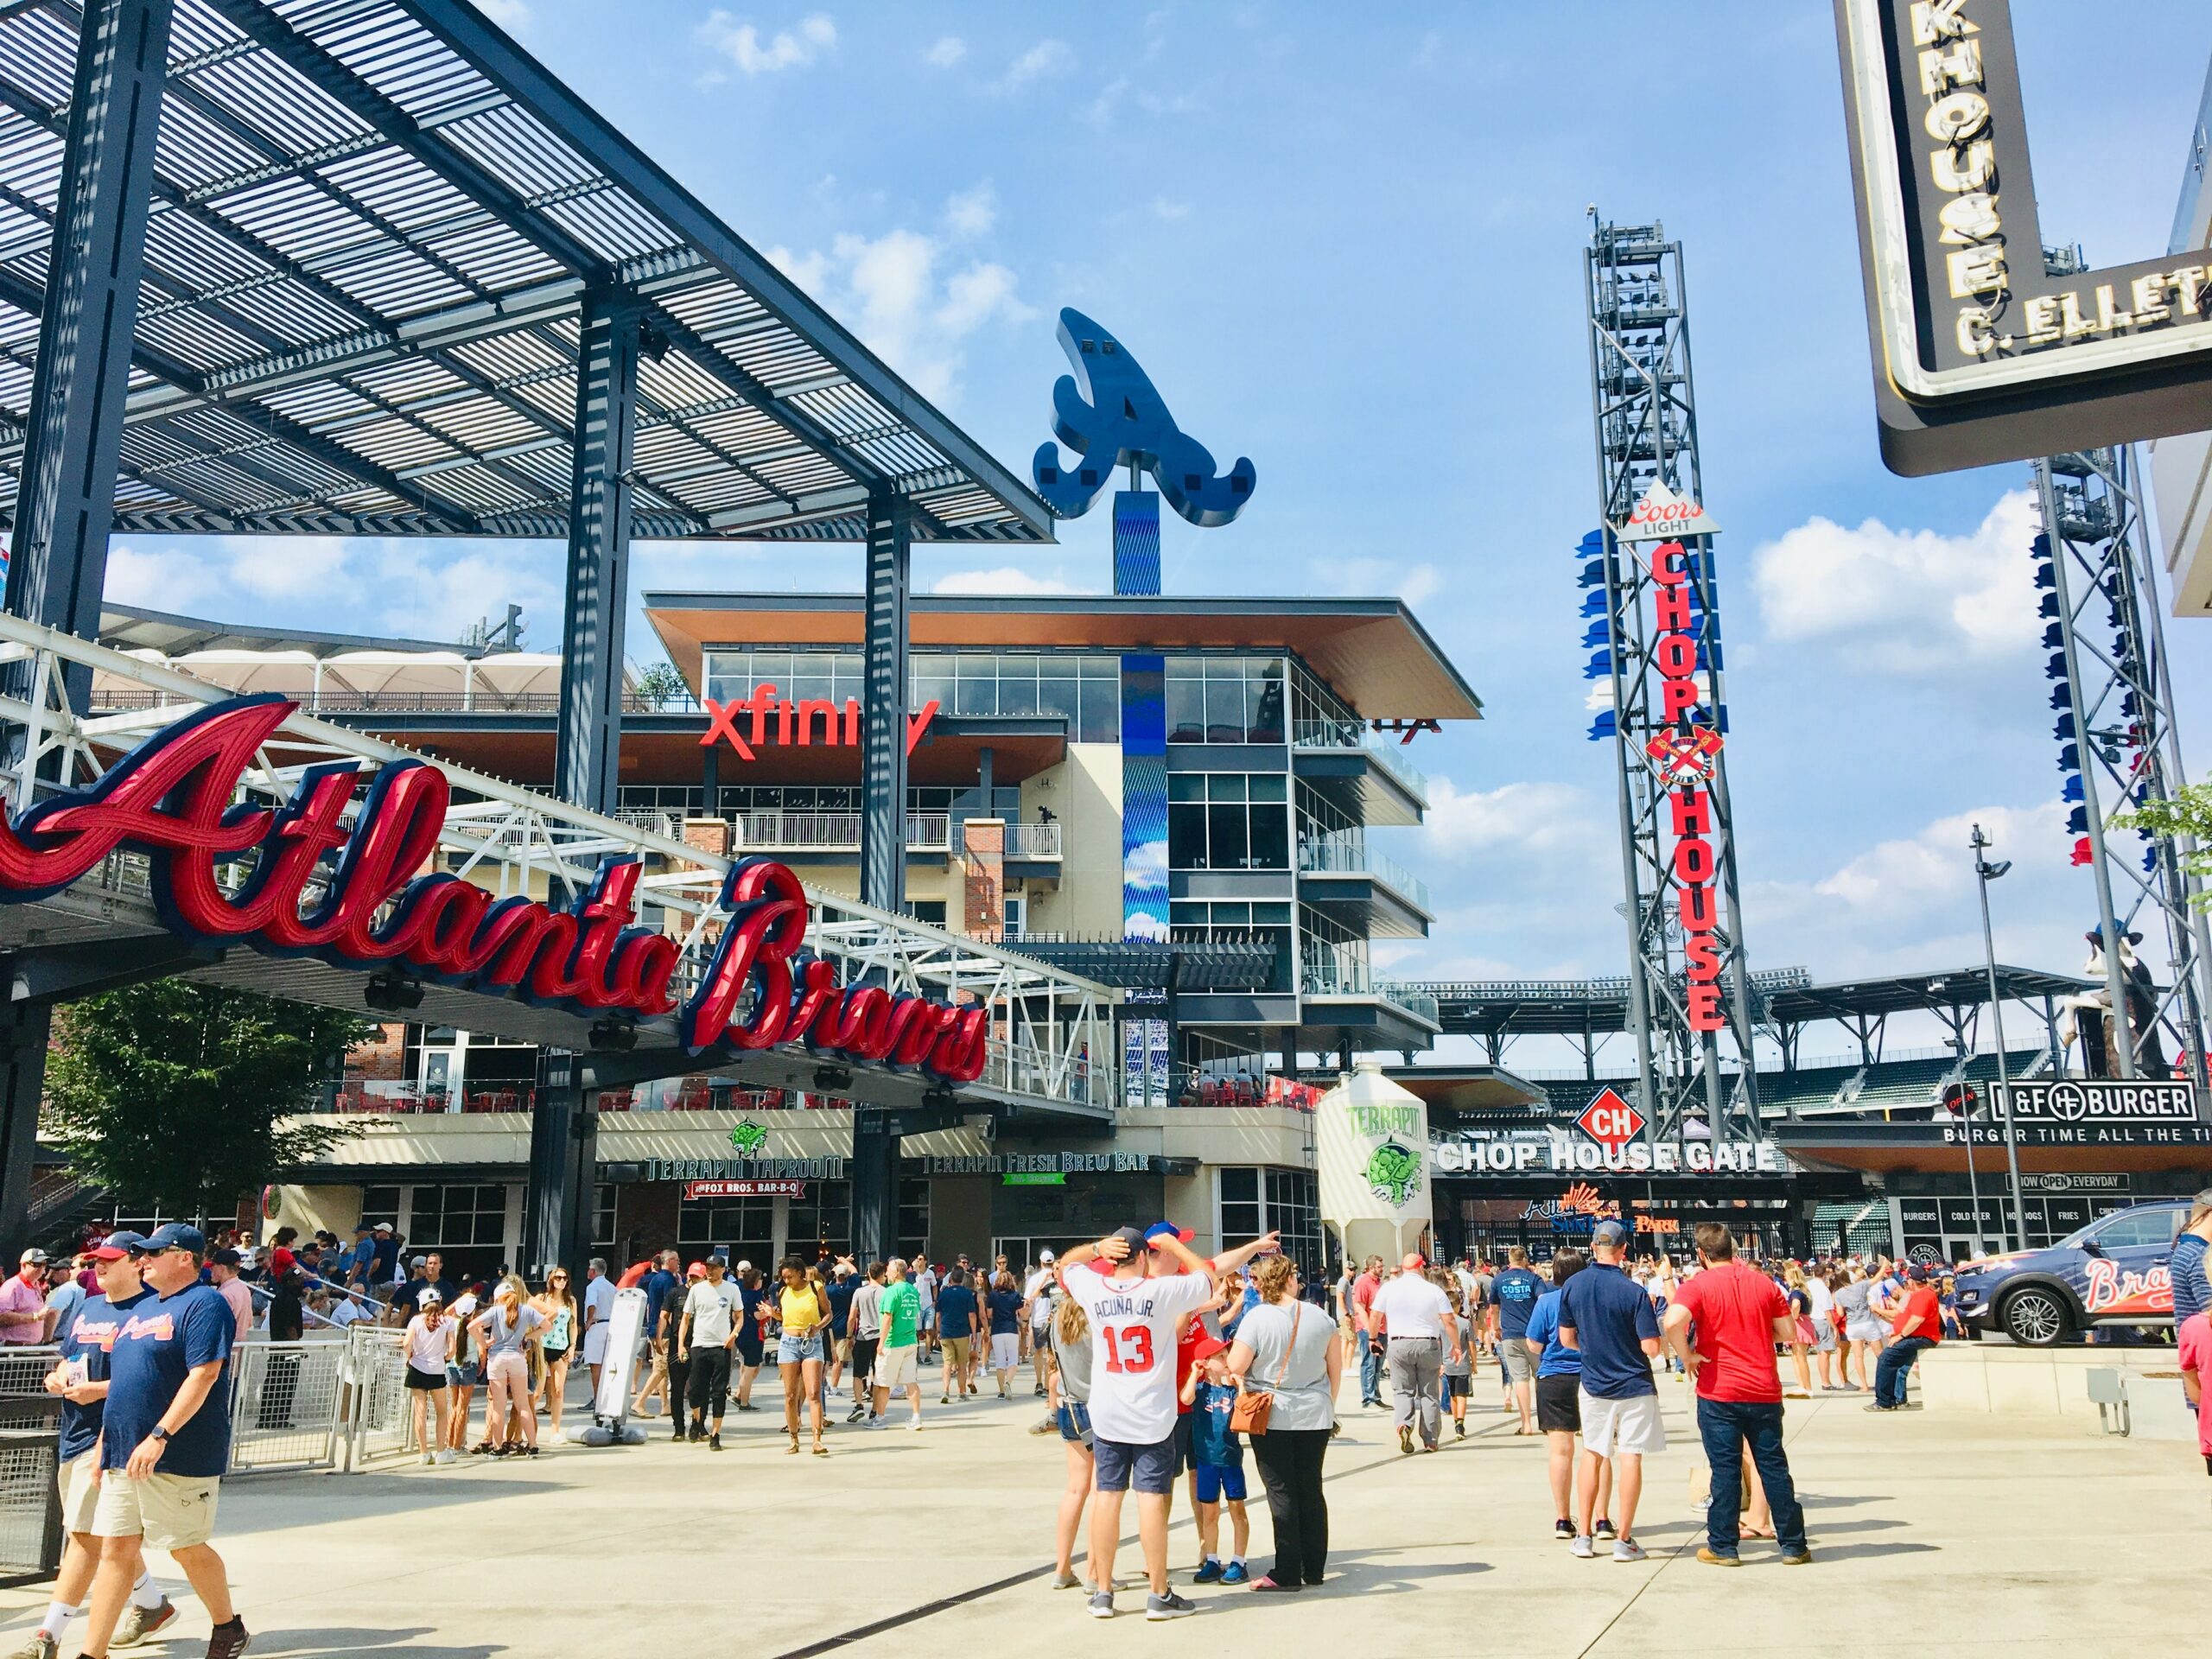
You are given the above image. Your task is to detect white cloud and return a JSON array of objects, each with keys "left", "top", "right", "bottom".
[
  {"left": 923, "top": 35, "right": 965, "bottom": 67},
  {"left": 944, "top": 183, "right": 996, "bottom": 238},
  {"left": 1150, "top": 197, "right": 1192, "bottom": 222},
  {"left": 766, "top": 209, "right": 1034, "bottom": 403},
  {"left": 105, "top": 545, "right": 219, "bottom": 615},
  {"left": 226, "top": 537, "right": 356, "bottom": 601},
  {"left": 696, "top": 10, "right": 836, "bottom": 79},
  {"left": 995, "top": 39, "right": 1072, "bottom": 92},
  {"left": 475, "top": 0, "right": 529, "bottom": 29},
  {"left": 1311, "top": 555, "right": 1441, "bottom": 610},
  {"left": 1750, "top": 490, "right": 2041, "bottom": 673},
  {"left": 1421, "top": 777, "right": 1607, "bottom": 861},
  {"left": 931, "top": 566, "right": 1084, "bottom": 596},
  {"left": 1083, "top": 77, "right": 1128, "bottom": 125}
]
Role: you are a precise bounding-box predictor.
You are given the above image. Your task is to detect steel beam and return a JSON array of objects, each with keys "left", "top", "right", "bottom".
[
  {"left": 553, "top": 289, "right": 642, "bottom": 817},
  {"left": 522, "top": 1051, "right": 598, "bottom": 1285},
  {"left": 3, "top": 0, "right": 171, "bottom": 709},
  {"left": 861, "top": 489, "right": 912, "bottom": 913}
]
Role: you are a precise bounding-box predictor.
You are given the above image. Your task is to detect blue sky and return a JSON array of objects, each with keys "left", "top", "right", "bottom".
[{"left": 112, "top": 2, "right": 2212, "bottom": 1060}]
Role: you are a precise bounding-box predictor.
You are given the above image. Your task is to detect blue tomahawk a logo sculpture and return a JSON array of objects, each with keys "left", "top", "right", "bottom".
[{"left": 1031, "top": 308, "right": 1256, "bottom": 526}]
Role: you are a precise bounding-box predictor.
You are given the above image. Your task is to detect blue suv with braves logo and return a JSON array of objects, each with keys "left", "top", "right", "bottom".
[{"left": 1952, "top": 1198, "right": 2186, "bottom": 1346}]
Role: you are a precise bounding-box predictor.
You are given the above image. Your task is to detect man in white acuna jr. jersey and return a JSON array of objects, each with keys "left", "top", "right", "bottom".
[{"left": 1058, "top": 1223, "right": 1281, "bottom": 1622}]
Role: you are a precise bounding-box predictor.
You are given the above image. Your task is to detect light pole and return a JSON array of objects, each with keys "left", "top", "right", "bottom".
[
  {"left": 1945, "top": 1033, "right": 1983, "bottom": 1266},
  {"left": 1972, "top": 823, "right": 2031, "bottom": 1253}
]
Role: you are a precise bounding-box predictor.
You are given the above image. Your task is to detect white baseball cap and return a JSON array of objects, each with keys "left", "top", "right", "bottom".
[{"left": 1039, "top": 1249, "right": 1056, "bottom": 1264}]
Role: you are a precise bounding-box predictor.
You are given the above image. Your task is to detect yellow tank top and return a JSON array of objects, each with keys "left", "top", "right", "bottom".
[{"left": 779, "top": 1284, "right": 824, "bottom": 1330}]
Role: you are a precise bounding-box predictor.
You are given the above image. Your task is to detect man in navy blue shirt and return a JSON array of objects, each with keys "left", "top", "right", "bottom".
[
  {"left": 1491, "top": 1248, "right": 1545, "bottom": 1435},
  {"left": 631, "top": 1250, "right": 683, "bottom": 1421},
  {"left": 79, "top": 1223, "right": 249, "bottom": 1659},
  {"left": 2171, "top": 1192, "right": 2212, "bottom": 1328},
  {"left": 1557, "top": 1220, "right": 1663, "bottom": 1563}
]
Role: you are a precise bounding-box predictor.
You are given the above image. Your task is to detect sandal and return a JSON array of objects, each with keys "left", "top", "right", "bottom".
[
  {"left": 812, "top": 1441, "right": 829, "bottom": 1457},
  {"left": 785, "top": 1435, "right": 800, "bottom": 1454}
]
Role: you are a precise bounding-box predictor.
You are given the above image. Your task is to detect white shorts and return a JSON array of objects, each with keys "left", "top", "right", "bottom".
[
  {"left": 874, "top": 1344, "right": 918, "bottom": 1390},
  {"left": 58, "top": 1449, "right": 99, "bottom": 1535},
  {"left": 582, "top": 1323, "right": 610, "bottom": 1365},
  {"left": 91, "top": 1470, "right": 220, "bottom": 1551},
  {"left": 1579, "top": 1390, "right": 1665, "bottom": 1459},
  {"left": 990, "top": 1332, "right": 1020, "bottom": 1372}
]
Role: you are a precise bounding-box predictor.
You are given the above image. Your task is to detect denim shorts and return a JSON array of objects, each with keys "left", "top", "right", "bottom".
[
  {"left": 1192, "top": 1460, "right": 1247, "bottom": 1503},
  {"left": 1058, "top": 1401, "right": 1093, "bottom": 1446},
  {"left": 778, "top": 1332, "right": 825, "bottom": 1365},
  {"left": 1092, "top": 1433, "right": 1177, "bottom": 1495},
  {"left": 444, "top": 1361, "right": 480, "bottom": 1389}
]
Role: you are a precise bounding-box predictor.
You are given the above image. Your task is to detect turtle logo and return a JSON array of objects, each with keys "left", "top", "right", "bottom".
[
  {"left": 728, "top": 1120, "right": 767, "bottom": 1157},
  {"left": 1363, "top": 1141, "right": 1421, "bottom": 1209}
]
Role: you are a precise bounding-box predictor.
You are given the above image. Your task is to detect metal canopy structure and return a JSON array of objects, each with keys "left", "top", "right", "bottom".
[{"left": 0, "top": 0, "right": 1053, "bottom": 545}]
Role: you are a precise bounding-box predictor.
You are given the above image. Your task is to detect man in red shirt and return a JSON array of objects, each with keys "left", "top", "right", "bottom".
[
  {"left": 1662, "top": 1224, "right": 1811, "bottom": 1566},
  {"left": 1871, "top": 1265, "right": 1942, "bottom": 1412},
  {"left": 1351, "top": 1255, "right": 1385, "bottom": 1408}
]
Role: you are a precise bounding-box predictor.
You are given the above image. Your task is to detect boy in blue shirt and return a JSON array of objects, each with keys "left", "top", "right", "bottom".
[
  {"left": 1179, "top": 1336, "right": 1250, "bottom": 1584},
  {"left": 1522, "top": 1248, "right": 1613, "bottom": 1542}
]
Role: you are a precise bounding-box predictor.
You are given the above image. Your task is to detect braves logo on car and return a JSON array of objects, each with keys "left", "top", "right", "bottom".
[{"left": 2082, "top": 1258, "right": 2171, "bottom": 1318}]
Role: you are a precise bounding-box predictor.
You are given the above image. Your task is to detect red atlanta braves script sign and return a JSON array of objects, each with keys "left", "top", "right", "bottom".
[{"left": 0, "top": 695, "right": 986, "bottom": 1084}]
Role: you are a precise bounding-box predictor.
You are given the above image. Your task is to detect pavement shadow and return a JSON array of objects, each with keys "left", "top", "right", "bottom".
[
  {"left": 213, "top": 1629, "right": 504, "bottom": 1658},
  {"left": 1302, "top": 1548, "right": 1495, "bottom": 1592},
  {"left": 1791, "top": 1541, "right": 1941, "bottom": 1562},
  {"left": 217, "top": 1478, "right": 546, "bottom": 1538}
]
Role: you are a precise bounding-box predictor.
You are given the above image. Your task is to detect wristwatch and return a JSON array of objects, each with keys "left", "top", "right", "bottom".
[{"left": 150, "top": 1427, "right": 171, "bottom": 1443}]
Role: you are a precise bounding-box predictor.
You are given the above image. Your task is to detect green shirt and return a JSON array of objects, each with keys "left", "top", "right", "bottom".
[{"left": 880, "top": 1280, "right": 921, "bottom": 1349}]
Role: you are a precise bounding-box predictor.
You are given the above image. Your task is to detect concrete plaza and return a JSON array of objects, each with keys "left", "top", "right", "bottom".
[{"left": 0, "top": 1367, "right": 2196, "bottom": 1659}]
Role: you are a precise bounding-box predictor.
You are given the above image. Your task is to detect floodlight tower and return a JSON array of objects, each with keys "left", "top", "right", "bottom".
[
  {"left": 1581, "top": 213, "right": 1760, "bottom": 1144},
  {"left": 2031, "top": 246, "right": 2212, "bottom": 1084}
]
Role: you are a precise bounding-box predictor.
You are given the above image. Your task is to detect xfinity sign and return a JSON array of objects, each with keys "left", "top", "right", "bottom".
[{"left": 1834, "top": 0, "right": 2212, "bottom": 474}]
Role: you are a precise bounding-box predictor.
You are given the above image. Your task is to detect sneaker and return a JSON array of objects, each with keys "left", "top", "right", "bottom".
[
  {"left": 940, "top": 1395, "right": 951, "bottom": 1405},
  {"left": 1569, "top": 1535, "right": 1595, "bottom": 1559},
  {"left": 1554, "top": 1518, "right": 1575, "bottom": 1541},
  {"left": 434, "top": 1449, "right": 455, "bottom": 1465},
  {"left": 204, "top": 1618, "right": 251, "bottom": 1659},
  {"left": 1612, "top": 1539, "right": 1647, "bottom": 1563},
  {"left": 907, "top": 1415, "right": 922, "bottom": 1431},
  {"left": 1397, "top": 1426, "right": 1414, "bottom": 1455},
  {"left": 846, "top": 1405, "right": 868, "bottom": 1424},
  {"left": 1595, "top": 1517, "right": 1616, "bottom": 1538},
  {"left": 1696, "top": 1548, "right": 1743, "bottom": 1567},
  {"left": 548, "top": 1430, "right": 568, "bottom": 1445},
  {"left": 421, "top": 1451, "right": 435, "bottom": 1466},
  {"left": 1780, "top": 1548, "right": 1814, "bottom": 1566},
  {"left": 1146, "top": 1592, "right": 1198, "bottom": 1621},
  {"left": 1455, "top": 1421, "right": 1466, "bottom": 1439},
  {"left": 709, "top": 1433, "right": 723, "bottom": 1452},
  {"left": 690, "top": 1428, "right": 707, "bottom": 1443},
  {"left": 1862, "top": 1403, "right": 1896, "bottom": 1413},
  {"left": 8, "top": 1633, "right": 54, "bottom": 1659},
  {"left": 1051, "top": 1571, "right": 1084, "bottom": 1590},
  {"left": 1088, "top": 1592, "right": 1115, "bottom": 1620},
  {"left": 1220, "top": 1561, "right": 1249, "bottom": 1586},
  {"left": 1193, "top": 1560, "right": 1224, "bottom": 1585}
]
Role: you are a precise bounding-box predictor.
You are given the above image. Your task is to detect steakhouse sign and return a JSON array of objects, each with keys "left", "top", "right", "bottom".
[
  {"left": 1835, "top": 0, "right": 2212, "bottom": 473},
  {"left": 0, "top": 696, "right": 988, "bottom": 1084}
]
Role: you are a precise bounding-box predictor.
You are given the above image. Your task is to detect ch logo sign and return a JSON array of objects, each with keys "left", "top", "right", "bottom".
[{"left": 1576, "top": 1088, "right": 1647, "bottom": 1154}]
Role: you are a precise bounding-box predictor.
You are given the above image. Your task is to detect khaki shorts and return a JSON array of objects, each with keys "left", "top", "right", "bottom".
[
  {"left": 92, "top": 1471, "right": 220, "bottom": 1551},
  {"left": 58, "top": 1450, "right": 99, "bottom": 1535},
  {"left": 943, "top": 1336, "right": 972, "bottom": 1368},
  {"left": 874, "top": 1344, "right": 918, "bottom": 1390}
]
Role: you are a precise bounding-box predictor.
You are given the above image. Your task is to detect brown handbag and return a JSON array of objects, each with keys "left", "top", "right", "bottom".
[{"left": 1230, "top": 1304, "right": 1300, "bottom": 1435}]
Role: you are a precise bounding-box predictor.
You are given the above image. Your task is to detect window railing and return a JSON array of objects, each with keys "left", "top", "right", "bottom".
[
  {"left": 1001, "top": 821, "right": 1064, "bottom": 859},
  {"left": 1290, "top": 721, "right": 1429, "bottom": 804},
  {"left": 86, "top": 688, "right": 700, "bottom": 716},
  {"left": 733, "top": 812, "right": 951, "bottom": 852},
  {"left": 1295, "top": 832, "right": 1432, "bottom": 912}
]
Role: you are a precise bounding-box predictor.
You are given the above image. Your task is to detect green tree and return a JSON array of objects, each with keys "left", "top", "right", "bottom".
[
  {"left": 2110, "top": 785, "right": 2212, "bottom": 911},
  {"left": 43, "top": 982, "right": 372, "bottom": 1220},
  {"left": 634, "top": 660, "right": 689, "bottom": 710}
]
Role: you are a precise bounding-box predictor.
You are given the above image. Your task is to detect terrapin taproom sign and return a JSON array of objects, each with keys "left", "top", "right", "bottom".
[
  {"left": 1834, "top": 0, "right": 2212, "bottom": 474},
  {"left": 0, "top": 695, "right": 988, "bottom": 1084}
]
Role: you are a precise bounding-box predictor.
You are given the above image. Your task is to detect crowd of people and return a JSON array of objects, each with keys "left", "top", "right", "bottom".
[{"left": 22, "top": 1198, "right": 2210, "bottom": 1648}]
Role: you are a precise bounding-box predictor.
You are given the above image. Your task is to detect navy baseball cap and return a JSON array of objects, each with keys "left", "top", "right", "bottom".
[
  {"left": 141, "top": 1223, "right": 207, "bottom": 1255},
  {"left": 1591, "top": 1219, "right": 1630, "bottom": 1248},
  {"left": 88, "top": 1231, "right": 146, "bottom": 1261}
]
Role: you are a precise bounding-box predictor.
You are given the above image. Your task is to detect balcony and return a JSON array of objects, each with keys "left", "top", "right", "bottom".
[
  {"left": 735, "top": 812, "right": 951, "bottom": 854},
  {"left": 1002, "top": 821, "right": 1064, "bottom": 860},
  {"left": 1295, "top": 831, "right": 1433, "bottom": 938},
  {"left": 1291, "top": 719, "right": 1427, "bottom": 825},
  {"left": 1297, "top": 955, "right": 1441, "bottom": 1047},
  {"left": 86, "top": 688, "right": 702, "bottom": 716}
]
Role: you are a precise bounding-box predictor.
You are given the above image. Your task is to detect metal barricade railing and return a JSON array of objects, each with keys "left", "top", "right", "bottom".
[
  {"left": 341, "top": 1326, "right": 418, "bottom": 1471},
  {"left": 225, "top": 1338, "right": 346, "bottom": 1475},
  {"left": 0, "top": 1346, "right": 65, "bottom": 1586}
]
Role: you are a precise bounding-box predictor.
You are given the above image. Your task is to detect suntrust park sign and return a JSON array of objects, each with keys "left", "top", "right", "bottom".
[
  {"left": 0, "top": 696, "right": 988, "bottom": 1084},
  {"left": 1834, "top": 0, "right": 2212, "bottom": 473}
]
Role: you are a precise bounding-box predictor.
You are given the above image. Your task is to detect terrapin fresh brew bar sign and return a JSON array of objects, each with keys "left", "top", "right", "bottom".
[
  {"left": 0, "top": 695, "right": 988, "bottom": 1083},
  {"left": 1834, "top": 0, "right": 2212, "bottom": 473}
]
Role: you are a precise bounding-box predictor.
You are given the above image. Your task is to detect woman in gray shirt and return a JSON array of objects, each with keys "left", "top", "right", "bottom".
[
  {"left": 1226, "top": 1255, "right": 1344, "bottom": 1591},
  {"left": 1048, "top": 1297, "right": 1097, "bottom": 1591}
]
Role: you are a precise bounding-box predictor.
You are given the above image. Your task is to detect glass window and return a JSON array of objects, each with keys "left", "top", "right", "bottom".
[
  {"left": 359, "top": 1185, "right": 401, "bottom": 1232},
  {"left": 591, "top": 1183, "right": 618, "bottom": 1257},
  {"left": 408, "top": 1184, "right": 507, "bottom": 1249},
  {"left": 2089, "top": 1209, "right": 2178, "bottom": 1248},
  {"left": 1168, "top": 776, "right": 1290, "bottom": 869},
  {"left": 1078, "top": 677, "right": 1119, "bottom": 742},
  {"left": 788, "top": 1180, "right": 852, "bottom": 1262},
  {"left": 1169, "top": 800, "right": 1208, "bottom": 870},
  {"left": 1207, "top": 801, "right": 1250, "bottom": 868},
  {"left": 899, "top": 1175, "right": 931, "bottom": 1264},
  {"left": 680, "top": 1195, "right": 773, "bottom": 1268},
  {"left": 1219, "top": 1168, "right": 1262, "bottom": 1243}
]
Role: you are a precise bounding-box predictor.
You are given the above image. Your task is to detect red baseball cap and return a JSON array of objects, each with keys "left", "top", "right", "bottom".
[{"left": 1190, "top": 1335, "right": 1230, "bottom": 1365}]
